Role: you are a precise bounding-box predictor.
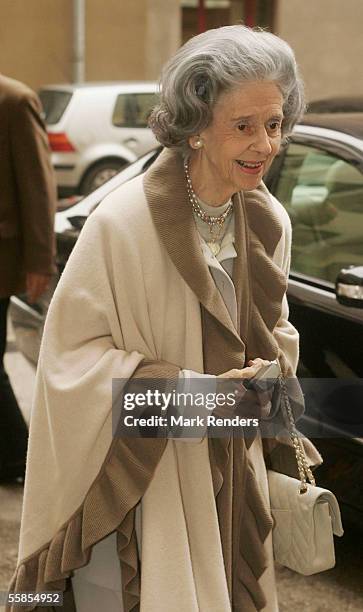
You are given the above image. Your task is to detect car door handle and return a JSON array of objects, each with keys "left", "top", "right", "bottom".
[{"left": 123, "top": 137, "right": 138, "bottom": 146}]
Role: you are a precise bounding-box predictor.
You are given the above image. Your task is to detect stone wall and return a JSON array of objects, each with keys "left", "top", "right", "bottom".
[
  {"left": 276, "top": 0, "right": 363, "bottom": 101},
  {"left": 0, "top": 0, "right": 181, "bottom": 90}
]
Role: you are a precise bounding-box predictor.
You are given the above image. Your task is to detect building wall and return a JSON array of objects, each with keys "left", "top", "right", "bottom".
[
  {"left": 145, "top": 0, "right": 182, "bottom": 79},
  {"left": 86, "top": 0, "right": 148, "bottom": 81},
  {"left": 276, "top": 0, "right": 363, "bottom": 101},
  {"left": 0, "top": 0, "right": 73, "bottom": 88},
  {"left": 0, "top": 0, "right": 181, "bottom": 90}
]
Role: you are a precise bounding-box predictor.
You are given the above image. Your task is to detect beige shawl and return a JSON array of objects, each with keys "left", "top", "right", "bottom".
[{"left": 8, "top": 148, "right": 320, "bottom": 612}]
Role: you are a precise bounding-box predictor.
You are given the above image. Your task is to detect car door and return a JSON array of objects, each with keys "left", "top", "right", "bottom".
[
  {"left": 265, "top": 133, "right": 363, "bottom": 520},
  {"left": 266, "top": 134, "right": 363, "bottom": 379}
]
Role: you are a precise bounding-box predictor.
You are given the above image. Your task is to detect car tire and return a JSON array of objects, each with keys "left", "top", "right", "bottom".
[{"left": 80, "top": 160, "right": 127, "bottom": 195}]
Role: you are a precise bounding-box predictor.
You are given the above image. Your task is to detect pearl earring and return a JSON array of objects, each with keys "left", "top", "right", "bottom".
[{"left": 193, "top": 138, "right": 203, "bottom": 149}]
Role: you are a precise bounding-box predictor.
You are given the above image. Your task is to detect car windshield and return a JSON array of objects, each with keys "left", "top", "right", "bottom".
[{"left": 39, "top": 90, "right": 73, "bottom": 125}]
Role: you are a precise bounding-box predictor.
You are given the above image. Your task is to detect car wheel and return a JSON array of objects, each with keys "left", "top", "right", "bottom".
[{"left": 80, "top": 160, "right": 127, "bottom": 195}]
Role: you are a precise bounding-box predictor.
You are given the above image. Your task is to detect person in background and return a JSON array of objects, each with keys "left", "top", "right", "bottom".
[{"left": 0, "top": 74, "right": 57, "bottom": 483}]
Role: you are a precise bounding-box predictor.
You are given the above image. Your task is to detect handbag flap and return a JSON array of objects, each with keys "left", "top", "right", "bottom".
[
  {"left": 310, "top": 487, "right": 344, "bottom": 537},
  {"left": 268, "top": 471, "right": 344, "bottom": 537}
]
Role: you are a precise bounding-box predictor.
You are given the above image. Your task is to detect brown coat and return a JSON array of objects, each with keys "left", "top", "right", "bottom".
[{"left": 0, "top": 74, "right": 57, "bottom": 298}]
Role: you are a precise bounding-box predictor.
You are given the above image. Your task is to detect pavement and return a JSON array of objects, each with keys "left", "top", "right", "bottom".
[
  {"left": 0, "top": 484, "right": 22, "bottom": 593},
  {"left": 1, "top": 318, "right": 363, "bottom": 610}
]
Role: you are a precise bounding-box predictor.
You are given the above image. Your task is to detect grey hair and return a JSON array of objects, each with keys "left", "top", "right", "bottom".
[{"left": 149, "top": 25, "right": 305, "bottom": 156}]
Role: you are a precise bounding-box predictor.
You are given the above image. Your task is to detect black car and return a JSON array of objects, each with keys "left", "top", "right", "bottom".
[
  {"left": 307, "top": 96, "right": 363, "bottom": 114},
  {"left": 10, "top": 114, "right": 363, "bottom": 526}
]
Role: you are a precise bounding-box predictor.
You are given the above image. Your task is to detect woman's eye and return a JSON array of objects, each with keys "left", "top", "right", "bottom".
[
  {"left": 268, "top": 122, "right": 281, "bottom": 132},
  {"left": 237, "top": 123, "right": 247, "bottom": 132}
]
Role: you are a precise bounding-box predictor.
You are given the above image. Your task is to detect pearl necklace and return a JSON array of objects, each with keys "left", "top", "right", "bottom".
[{"left": 184, "top": 160, "right": 233, "bottom": 256}]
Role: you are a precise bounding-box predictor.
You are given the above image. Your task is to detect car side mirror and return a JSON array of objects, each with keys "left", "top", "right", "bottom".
[{"left": 335, "top": 265, "right": 363, "bottom": 308}]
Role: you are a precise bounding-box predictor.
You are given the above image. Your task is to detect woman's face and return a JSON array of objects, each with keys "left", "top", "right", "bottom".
[{"left": 188, "top": 81, "right": 284, "bottom": 205}]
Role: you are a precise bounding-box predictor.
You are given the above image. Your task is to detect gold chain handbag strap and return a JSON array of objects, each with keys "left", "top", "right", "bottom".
[{"left": 278, "top": 373, "right": 316, "bottom": 494}]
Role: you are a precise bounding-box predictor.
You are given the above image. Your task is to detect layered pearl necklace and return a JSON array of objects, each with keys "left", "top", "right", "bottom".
[{"left": 184, "top": 160, "right": 233, "bottom": 256}]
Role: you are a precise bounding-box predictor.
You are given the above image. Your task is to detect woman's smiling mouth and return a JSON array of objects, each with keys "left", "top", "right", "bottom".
[{"left": 235, "top": 160, "right": 264, "bottom": 174}]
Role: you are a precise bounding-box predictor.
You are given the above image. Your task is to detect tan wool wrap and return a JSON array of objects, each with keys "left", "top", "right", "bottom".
[{"left": 7, "top": 148, "right": 317, "bottom": 612}]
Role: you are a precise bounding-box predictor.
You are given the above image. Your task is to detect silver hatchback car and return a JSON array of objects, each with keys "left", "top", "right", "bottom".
[{"left": 39, "top": 81, "right": 159, "bottom": 196}]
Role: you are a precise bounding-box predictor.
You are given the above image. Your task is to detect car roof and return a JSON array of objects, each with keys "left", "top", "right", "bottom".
[
  {"left": 299, "top": 112, "right": 363, "bottom": 141},
  {"left": 307, "top": 96, "right": 363, "bottom": 113},
  {"left": 39, "top": 81, "right": 158, "bottom": 93}
]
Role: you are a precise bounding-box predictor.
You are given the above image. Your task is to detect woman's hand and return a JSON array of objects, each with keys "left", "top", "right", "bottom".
[
  {"left": 215, "top": 358, "right": 274, "bottom": 419},
  {"left": 217, "top": 357, "right": 271, "bottom": 380}
]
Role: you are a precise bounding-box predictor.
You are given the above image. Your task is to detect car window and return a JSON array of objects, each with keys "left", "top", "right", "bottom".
[
  {"left": 274, "top": 143, "right": 363, "bottom": 283},
  {"left": 39, "top": 90, "right": 73, "bottom": 125},
  {"left": 112, "top": 93, "right": 158, "bottom": 128}
]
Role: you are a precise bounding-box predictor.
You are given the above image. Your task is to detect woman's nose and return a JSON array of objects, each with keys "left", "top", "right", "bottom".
[{"left": 250, "top": 127, "right": 273, "bottom": 156}]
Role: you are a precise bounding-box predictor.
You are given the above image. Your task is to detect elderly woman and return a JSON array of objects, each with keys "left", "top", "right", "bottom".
[{"left": 8, "top": 25, "right": 321, "bottom": 612}]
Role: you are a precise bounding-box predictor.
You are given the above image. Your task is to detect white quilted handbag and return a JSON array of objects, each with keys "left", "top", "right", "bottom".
[{"left": 267, "top": 375, "right": 344, "bottom": 575}]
